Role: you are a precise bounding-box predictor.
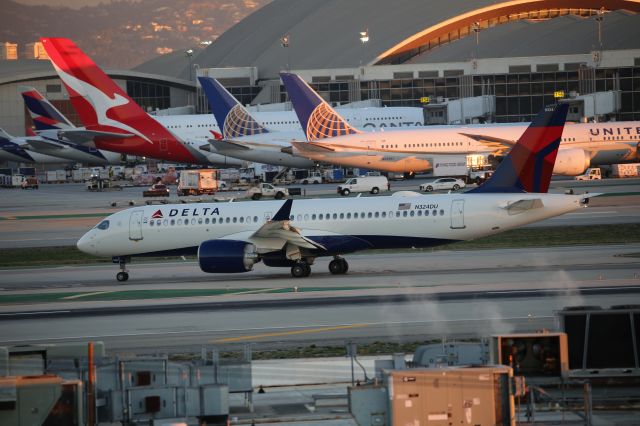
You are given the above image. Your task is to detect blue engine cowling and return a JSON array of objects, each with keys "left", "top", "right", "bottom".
[{"left": 198, "top": 240, "right": 259, "bottom": 273}]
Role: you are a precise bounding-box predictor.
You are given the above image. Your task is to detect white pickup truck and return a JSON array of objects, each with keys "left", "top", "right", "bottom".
[
  {"left": 246, "top": 183, "right": 289, "bottom": 200},
  {"left": 575, "top": 168, "right": 601, "bottom": 180}
]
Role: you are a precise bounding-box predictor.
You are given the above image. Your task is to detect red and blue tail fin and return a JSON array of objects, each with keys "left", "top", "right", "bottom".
[
  {"left": 280, "top": 72, "right": 360, "bottom": 141},
  {"left": 20, "top": 86, "right": 74, "bottom": 131},
  {"left": 198, "top": 76, "right": 269, "bottom": 139},
  {"left": 470, "top": 103, "right": 569, "bottom": 193}
]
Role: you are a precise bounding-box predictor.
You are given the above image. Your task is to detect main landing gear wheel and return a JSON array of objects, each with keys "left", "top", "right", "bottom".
[
  {"left": 116, "top": 272, "right": 129, "bottom": 282},
  {"left": 291, "top": 262, "right": 311, "bottom": 278},
  {"left": 329, "top": 257, "right": 348, "bottom": 275}
]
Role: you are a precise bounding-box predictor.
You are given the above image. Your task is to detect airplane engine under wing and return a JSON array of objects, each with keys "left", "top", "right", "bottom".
[
  {"left": 553, "top": 148, "right": 591, "bottom": 176},
  {"left": 198, "top": 239, "right": 259, "bottom": 273}
]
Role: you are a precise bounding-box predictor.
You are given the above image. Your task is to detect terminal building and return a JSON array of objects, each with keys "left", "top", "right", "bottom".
[{"left": 1, "top": 1, "right": 640, "bottom": 140}]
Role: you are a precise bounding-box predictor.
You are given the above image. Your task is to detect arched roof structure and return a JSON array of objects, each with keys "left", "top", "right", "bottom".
[{"left": 132, "top": 0, "right": 640, "bottom": 80}]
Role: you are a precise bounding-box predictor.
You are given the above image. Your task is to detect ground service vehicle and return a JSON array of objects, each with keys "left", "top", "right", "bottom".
[
  {"left": 247, "top": 183, "right": 289, "bottom": 200},
  {"left": 575, "top": 168, "right": 602, "bottom": 180},
  {"left": 298, "top": 171, "right": 323, "bottom": 184},
  {"left": 21, "top": 177, "right": 39, "bottom": 189},
  {"left": 177, "top": 169, "right": 220, "bottom": 196},
  {"left": 337, "top": 176, "right": 389, "bottom": 196},
  {"left": 143, "top": 183, "right": 170, "bottom": 197},
  {"left": 419, "top": 178, "right": 467, "bottom": 192}
]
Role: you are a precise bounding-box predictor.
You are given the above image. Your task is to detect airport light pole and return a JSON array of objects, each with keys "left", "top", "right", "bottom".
[
  {"left": 185, "top": 49, "right": 194, "bottom": 81},
  {"left": 281, "top": 34, "right": 290, "bottom": 71}
]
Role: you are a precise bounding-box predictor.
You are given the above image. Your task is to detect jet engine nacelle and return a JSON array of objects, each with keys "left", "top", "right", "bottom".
[
  {"left": 198, "top": 239, "right": 259, "bottom": 273},
  {"left": 552, "top": 148, "right": 591, "bottom": 176}
]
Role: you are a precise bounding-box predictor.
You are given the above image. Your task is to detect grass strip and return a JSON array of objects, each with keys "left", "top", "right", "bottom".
[
  {"left": 0, "top": 224, "right": 638, "bottom": 269},
  {"left": 170, "top": 339, "right": 465, "bottom": 361}
]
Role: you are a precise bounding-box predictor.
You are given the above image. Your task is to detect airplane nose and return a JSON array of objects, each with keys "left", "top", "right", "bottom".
[{"left": 77, "top": 232, "right": 94, "bottom": 254}]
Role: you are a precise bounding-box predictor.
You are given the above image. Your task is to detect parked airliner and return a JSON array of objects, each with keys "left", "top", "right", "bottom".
[
  {"left": 198, "top": 76, "right": 424, "bottom": 168},
  {"left": 77, "top": 103, "right": 591, "bottom": 281},
  {"left": 0, "top": 128, "right": 74, "bottom": 164},
  {"left": 41, "top": 38, "right": 424, "bottom": 168},
  {"left": 20, "top": 86, "right": 125, "bottom": 165},
  {"left": 281, "top": 72, "right": 640, "bottom": 175}
]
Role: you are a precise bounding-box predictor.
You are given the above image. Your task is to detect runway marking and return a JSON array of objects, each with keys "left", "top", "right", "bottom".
[
  {"left": 62, "top": 291, "right": 116, "bottom": 300},
  {"left": 209, "top": 323, "right": 369, "bottom": 344}
]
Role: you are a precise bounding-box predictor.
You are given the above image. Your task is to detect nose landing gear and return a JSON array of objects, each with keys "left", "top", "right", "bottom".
[{"left": 114, "top": 256, "right": 130, "bottom": 282}]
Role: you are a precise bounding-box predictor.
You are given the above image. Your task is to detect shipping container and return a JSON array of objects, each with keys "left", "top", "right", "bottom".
[{"left": 611, "top": 163, "right": 640, "bottom": 178}]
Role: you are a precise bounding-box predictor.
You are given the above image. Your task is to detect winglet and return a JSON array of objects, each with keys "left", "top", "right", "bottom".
[
  {"left": 469, "top": 103, "right": 569, "bottom": 194},
  {"left": 198, "top": 76, "right": 269, "bottom": 139},
  {"left": 280, "top": 72, "right": 360, "bottom": 141},
  {"left": 271, "top": 199, "right": 293, "bottom": 221}
]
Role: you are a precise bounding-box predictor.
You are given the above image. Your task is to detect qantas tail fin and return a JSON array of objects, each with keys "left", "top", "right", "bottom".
[
  {"left": 469, "top": 103, "right": 569, "bottom": 194},
  {"left": 20, "top": 86, "right": 75, "bottom": 131},
  {"left": 280, "top": 72, "right": 360, "bottom": 141},
  {"left": 198, "top": 76, "right": 269, "bottom": 139},
  {"left": 40, "top": 38, "right": 160, "bottom": 142}
]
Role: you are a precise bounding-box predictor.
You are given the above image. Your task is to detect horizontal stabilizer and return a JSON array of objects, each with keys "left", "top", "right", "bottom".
[
  {"left": 208, "top": 139, "right": 251, "bottom": 151},
  {"left": 21, "top": 137, "right": 66, "bottom": 150},
  {"left": 58, "top": 129, "right": 135, "bottom": 144},
  {"left": 500, "top": 198, "right": 543, "bottom": 214}
]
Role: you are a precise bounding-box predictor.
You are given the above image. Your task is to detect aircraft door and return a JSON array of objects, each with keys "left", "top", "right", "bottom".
[
  {"left": 129, "top": 210, "right": 144, "bottom": 240},
  {"left": 450, "top": 199, "right": 465, "bottom": 229}
]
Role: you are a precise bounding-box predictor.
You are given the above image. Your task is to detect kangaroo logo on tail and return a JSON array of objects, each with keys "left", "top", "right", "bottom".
[
  {"left": 280, "top": 72, "right": 360, "bottom": 141},
  {"left": 198, "top": 76, "right": 269, "bottom": 139}
]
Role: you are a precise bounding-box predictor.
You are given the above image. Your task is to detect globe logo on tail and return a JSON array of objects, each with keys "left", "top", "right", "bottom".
[
  {"left": 306, "top": 103, "right": 360, "bottom": 141},
  {"left": 223, "top": 105, "right": 269, "bottom": 139}
]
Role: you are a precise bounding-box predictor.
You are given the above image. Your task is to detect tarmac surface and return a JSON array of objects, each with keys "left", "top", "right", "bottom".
[
  {"left": 0, "top": 244, "right": 638, "bottom": 354},
  {"left": 0, "top": 177, "right": 639, "bottom": 249},
  {"left": 1, "top": 178, "right": 639, "bottom": 425}
]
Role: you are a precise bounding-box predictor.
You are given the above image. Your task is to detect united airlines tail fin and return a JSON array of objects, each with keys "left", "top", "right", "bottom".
[
  {"left": 280, "top": 72, "right": 360, "bottom": 141},
  {"left": 20, "top": 86, "right": 75, "bottom": 131},
  {"left": 469, "top": 103, "right": 569, "bottom": 194},
  {"left": 198, "top": 76, "right": 269, "bottom": 139}
]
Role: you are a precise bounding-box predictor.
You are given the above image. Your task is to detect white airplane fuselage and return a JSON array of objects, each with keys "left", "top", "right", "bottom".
[
  {"left": 291, "top": 121, "right": 640, "bottom": 174},
  {"left": 164, "top": 107, "right": 425, "bottom": 168},
  {"left": 78, "top": 192, "right": 584, "bottom": 259}
]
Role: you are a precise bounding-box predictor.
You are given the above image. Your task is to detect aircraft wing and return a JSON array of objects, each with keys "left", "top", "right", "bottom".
[
  {"left": 458, "top": 132, "right": 515, "bottom": 154},
  {"left": 220, "top": 199, "right": 326, "bottom": 253},
  {"left": 57, "top": 129, "right": 135, "bottom": 144}
]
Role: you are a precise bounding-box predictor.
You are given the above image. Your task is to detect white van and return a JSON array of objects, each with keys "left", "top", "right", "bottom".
[{"left": 337, "top": 176, "right": 389, "bottom": 196}]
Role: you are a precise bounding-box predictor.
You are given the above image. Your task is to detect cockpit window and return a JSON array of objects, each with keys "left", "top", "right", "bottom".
[{"left": 96, "top": 220, "right": 110, "bottom": 230}]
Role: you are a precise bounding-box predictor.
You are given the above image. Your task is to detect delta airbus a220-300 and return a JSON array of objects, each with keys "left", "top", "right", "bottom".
[{"left": 78, "top": 103, "right": 593, "bottom": 281}]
